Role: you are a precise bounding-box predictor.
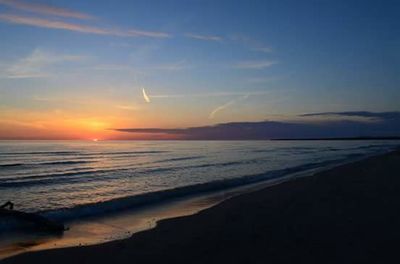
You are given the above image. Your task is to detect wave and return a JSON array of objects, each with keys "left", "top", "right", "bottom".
[
  {"left": 0, "top": 151, "right": 80, "bottom": 156},
  {"left": 0, "top": 160, "right": 90, "bottom": 168},
  {"left": 1, "top": 144, "right": 382, "bottom": 189},
  {"left": 0, "top": 158, "right": 258, "bottom": 188},
  {"left": 0, "top": 167, "right": 127, "bottom": 187},
  {"left": 0, "top": 150, "right": 168, "bottom": 157},
  {"left": 0, "top": 150, "right": 384, "bottom": 232},
  {"left": 40, "top": 156, "right": 355, "bottom": 222},
  {"left": 0, "top": 163, "right": 24, "bottom": 167},
  {"left": 142, "top": 160, "right": 246, "bottom": 174},
  {"left": 39, "top": 160, "right": 89, "bottom": 165},
  {"left": 251, "top": 144, "right": 394, "bottom": 154},
  {"left": 158, "top": 156, "right": 202, "bottom": 163},
  {"left": 252, "top": 146, "right": 312, "bottom": 153},
  {"left": 1, "top": 148, "right": 364, "bottom": 188}
]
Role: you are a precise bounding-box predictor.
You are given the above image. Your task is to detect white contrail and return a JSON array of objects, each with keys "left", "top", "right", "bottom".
[
  {"left": 209, "top": 100, "right": 236, "bottom": 119},
  {"left": 209, "top": 94, "right": 249, "bottom": 119},
  {"left": 142, "top": 87, "right": 151, "bottom": 103}
]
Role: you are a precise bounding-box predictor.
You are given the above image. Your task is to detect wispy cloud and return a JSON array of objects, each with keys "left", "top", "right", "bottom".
[
  {"left": 209, "top": 95, "right": 249, "bottom": 119},
  {"left": 299, "top": 111, "right": 400, "bottom": 119},
  {"left": 233, "top": 60, "right": 277, "bottom": 69},
  {"left": 253, "top": 47, "right": 273, "bottom": 53},
  {"left": 0, "top": 13, "right": 171, "bottom": 38},
  {"left": 150, "top": 91, "right": 268, "bottom": 99},
  {"left": 0, "top": 0, "right": 92, "bottom": 19},
  {"left": 185, "top": 33, "right": 223, "bottom": 42},
  {"left": 299, "top": 111, "right": 400, "bottom": 122},
  {"left": 2, "top": 49, "right": 85, "bottom": 79},
  {"left": 115, "top": 104, "right": 139, "bottom": 111},
  {"left": 142, "top": 88, "right": 151, "bottom": 103},
  {"left": 230, "top": 34, "right": 273, "bottom": 53},
  {"left": 91, "top": 61, "right": 189, "bottom": 74}
]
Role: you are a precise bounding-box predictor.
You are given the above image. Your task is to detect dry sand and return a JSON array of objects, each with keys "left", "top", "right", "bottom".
[{"left": 3, "top": 149, "right": 400, "bottom": 264}]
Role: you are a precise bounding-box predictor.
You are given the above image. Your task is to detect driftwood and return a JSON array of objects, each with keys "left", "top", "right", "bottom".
[{"left": 0, "top": 201, "right": 66, "bottom": 233}]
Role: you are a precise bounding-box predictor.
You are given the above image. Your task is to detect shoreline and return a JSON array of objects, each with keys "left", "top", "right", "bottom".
[
  {"left": 0, "top": 159, "right": 330, "bottom": 260},
  {"left": 3, "top": 148, "right": 400, "bottom": 263},
  {"left": 1, "top": 146, "right": 390, "bottom": 260}
]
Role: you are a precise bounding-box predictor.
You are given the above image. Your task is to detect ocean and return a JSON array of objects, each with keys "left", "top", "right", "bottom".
[
  {"left": 1, "top": 140, "right": 399, "bottom": 258},
  {"left": 1, "top": 140, "right": 398, "bottom": 222}
]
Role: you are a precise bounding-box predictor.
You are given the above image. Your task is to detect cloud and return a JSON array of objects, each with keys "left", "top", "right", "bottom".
[
  {"left": 114, "top": 111, "right": 400, "bottom": 140},
  {"left": 116, "top": 128, "right": 184, "bottom": 134},
  {"left": 142, "top": 88, "right": 151, "bottom": 103},
  {"left": 0, "top": 13, "right": 171, "bottom": 38},
  {"left": 209, "top": 95, "right": 249, "bottom": 119},
  {"left": 233, "top": 60, "right": 277, "bottom": 69},
  {"left": 150, "top": 90, "right": 269, "bottom": 99},
  {"left": 185, "top": 33, "right": 223, "bottom": 42},
  {"left": 253, "top": 47, "right": 273, "bottom": 53},
  {"left": 91, "top": 61, "right": 189, "bottom": 73},
  {"left": 230, "top": 34, "right": 273, "bottom": 53},
  {"left": 299, "top": 111, "right": 400, "bottom": 120},
  {"left": 115, "top": 105, "right": 139, "bottom": 111},
  {"left": 2, "top": 49, "right": 85, "bottom": 78},
  {"left": 0, "top": 0, "right": 92, "bottom": 19}
]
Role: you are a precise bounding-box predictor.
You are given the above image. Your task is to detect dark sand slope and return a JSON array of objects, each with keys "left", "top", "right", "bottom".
[{"left": 4, "top": 150, "right": 400, "bottom": 264}]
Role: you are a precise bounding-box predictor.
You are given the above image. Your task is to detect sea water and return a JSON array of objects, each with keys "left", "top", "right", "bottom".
[
  {"left": 0, "top": 140, "right": 398, "bottom": 221},
  {"left": 0, "top": 140, "right": 399, "bottom": 258}
]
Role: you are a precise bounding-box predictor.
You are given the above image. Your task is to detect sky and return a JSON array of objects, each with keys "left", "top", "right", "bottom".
[{"left": 0, "top": 0, "right": 399, "bottom": 140}]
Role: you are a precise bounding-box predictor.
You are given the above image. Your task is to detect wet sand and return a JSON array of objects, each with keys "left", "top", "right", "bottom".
[{"left": 3, "top": 149, "right": 400, "bottom": 264}]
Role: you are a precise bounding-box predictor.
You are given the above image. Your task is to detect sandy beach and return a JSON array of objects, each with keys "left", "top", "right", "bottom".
[{"left": 3, "top": 149, "right": 400, "bottom": 264}]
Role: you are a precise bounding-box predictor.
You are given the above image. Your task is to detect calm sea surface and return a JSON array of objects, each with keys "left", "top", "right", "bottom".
[{"left": 0, "top": 140, "right": 398, "bottom": 221}]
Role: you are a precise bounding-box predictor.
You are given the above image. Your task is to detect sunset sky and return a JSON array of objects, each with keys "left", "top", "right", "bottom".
[{"left": 0, "top": 0, "right": 399, "bottom": 140}]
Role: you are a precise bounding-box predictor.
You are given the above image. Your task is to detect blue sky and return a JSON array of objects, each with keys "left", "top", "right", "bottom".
[{"left": 0, "top": 0, "right": 399, "bottom": 139}]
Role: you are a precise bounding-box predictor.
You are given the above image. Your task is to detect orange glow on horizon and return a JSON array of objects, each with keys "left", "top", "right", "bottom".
[
  {"left": 0, "top": 96, "right": 203, "bottom": 140},
  {"left": 0, "top": 108, "right": 131, "bottom": 139}
]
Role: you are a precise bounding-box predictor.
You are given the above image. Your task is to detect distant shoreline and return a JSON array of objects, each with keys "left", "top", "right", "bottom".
[{"left": 271, "top": 136, "right": 400, "bottom": 141}]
